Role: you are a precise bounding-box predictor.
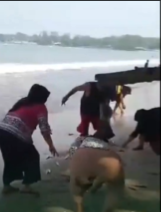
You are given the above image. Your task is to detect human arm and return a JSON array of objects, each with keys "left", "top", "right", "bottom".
[
  {"left": 61, "top": 82, "right": 90, "bottom": 105},
  {"left": 122, "top": 123, "right": 140, "bottom": 148},
  {"left": 119, "top": 93, "right": 126, "bottom": 109},
  {"left": 38, "top": 106, "right": 59, "bottom": 156}
]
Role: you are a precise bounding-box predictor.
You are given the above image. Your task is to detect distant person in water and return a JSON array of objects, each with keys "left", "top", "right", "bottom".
[
  {"left": 122, "top": 107, "right": 160, "bottom": 153},
  {"left": 144, "top": 59, "right": 149, "bottom": 69},
  {"left": 0, "top": 84, "right": 58, "bottom": 195},
  {"left": 113, "top": 85, "right": 131, "bottom": 116},
  {"left": 61, "top": 81, "right": 114, "bottom": 138}
]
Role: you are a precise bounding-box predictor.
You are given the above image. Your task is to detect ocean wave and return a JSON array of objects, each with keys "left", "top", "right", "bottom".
[{"left": 0, "top": 59, "right": 159, "bottom": 74}]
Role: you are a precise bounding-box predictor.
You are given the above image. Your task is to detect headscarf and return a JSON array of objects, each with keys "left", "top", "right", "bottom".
[{"left": 9, "top": 84, "right": 50, "bottom": 112}]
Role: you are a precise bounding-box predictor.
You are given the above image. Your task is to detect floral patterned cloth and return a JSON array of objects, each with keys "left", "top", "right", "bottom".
[
  {"left": 0, "top": 115, "right": 33, "bottom": 142},
  {"left": 80, "top": 137, "right": 109, "bottom": 149},
  {"left": 0, "top": 114, "right": 51, "bottom": 143}
]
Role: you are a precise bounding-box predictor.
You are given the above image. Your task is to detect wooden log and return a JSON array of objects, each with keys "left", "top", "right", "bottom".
[{"left": 95, "top": 66, "right": 160, "bottom": 86}]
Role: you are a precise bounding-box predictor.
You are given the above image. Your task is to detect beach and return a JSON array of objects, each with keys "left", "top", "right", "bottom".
[
  {"left": 0, "top": 45, "right": 160, "bottom": 211},
  {"left": 0, "top": 110, "right": 160, "bottom": 212}
]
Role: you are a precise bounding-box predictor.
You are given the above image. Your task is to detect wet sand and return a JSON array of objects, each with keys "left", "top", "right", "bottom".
[{"left": 0, "top": 110, "right": 160, "bottom": 212}]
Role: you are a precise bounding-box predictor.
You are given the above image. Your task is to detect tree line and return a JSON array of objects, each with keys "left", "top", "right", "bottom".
[{"left": 0, "top": 31, "right": 159, "bottom": 50}]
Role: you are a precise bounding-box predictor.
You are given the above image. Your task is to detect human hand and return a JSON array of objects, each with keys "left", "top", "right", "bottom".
[
  {"left": 120, "top": 110, "right": 124, "bottom": 116},
  {"left": 122, "top": 105, "right": 126, "bottom": 110},
  {"left": 49, "top": 145, "right": 59, "bottom": 157},
  {"left": 61, "top": 96, "right": 68, "bottom": 105}
]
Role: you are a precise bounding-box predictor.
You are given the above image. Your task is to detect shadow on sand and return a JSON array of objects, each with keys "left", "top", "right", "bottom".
[{"left": 0, "top": 169, "right": 160, "bottom": 212}]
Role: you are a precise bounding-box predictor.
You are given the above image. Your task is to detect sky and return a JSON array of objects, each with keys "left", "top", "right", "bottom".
[{"left": 0, "top": 1, "right": 160, "bottom": 37}]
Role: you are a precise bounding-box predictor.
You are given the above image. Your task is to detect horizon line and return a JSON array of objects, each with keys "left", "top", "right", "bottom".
[{"left": 0, "top": 31, "right": 159, "bottom": 39}]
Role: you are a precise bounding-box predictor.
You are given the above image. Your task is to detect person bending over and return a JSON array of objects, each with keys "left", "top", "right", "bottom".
[
  {"left": 0, "top": 84, "right": 58, "bottom": 195},
  {"left": 122, "top": 107, "right": 160, "bottom": 152},
  {"left": 62, "top": 81, "right": 114, "bottom": 138}
]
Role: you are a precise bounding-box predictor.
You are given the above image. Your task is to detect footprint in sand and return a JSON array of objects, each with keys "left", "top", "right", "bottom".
[
  {"left": 134, "top": 184, "right": 147, "bottom": 189},
  {"left": 148, "top": 172, "right": 160, "bottom": 176},
  {"left": 46, "top": 169, "right": 52, "bottom": 175},
  {"left": 118, "top": 149, "right": 125, "bottom": 152},
  {"left": 46, "top": 156, "right": 53, "bottom": 160},
  {"left": 128, "top": 184, "right": 147, "bottom": 191},
  {"left": 68, "top": 133, "right": 74, "bottom": 136}
]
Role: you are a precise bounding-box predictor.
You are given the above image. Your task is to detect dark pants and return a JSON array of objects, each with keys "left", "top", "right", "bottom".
[
  {"left": 77, "top": 104, "right": 114, "bottom": 138},
  {"left": 0, "top": 129, "right": 41, "bottom": 186}
]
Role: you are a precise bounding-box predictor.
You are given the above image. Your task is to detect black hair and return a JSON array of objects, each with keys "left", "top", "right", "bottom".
[
  {"left": 134, "top": 109, "right": 146, "bottom": 122},
  {"left": 9, "top": 84, "right": 50, "bottom": 112}
]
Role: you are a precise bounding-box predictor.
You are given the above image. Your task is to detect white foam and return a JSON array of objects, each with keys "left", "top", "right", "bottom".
[{"left": 0, "top": 59, "right": 159, "bottom": 74}]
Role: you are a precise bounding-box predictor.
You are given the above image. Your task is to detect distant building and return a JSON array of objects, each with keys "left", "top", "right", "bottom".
[
  {"left": 135, "top": 47, "right": 147, "bottom": 51},
  {"left": 53, "top": 42, "right": 61, "bottom": 46}
]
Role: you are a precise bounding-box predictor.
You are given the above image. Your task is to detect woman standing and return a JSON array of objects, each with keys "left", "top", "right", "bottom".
[{"left": 0, "top": 84, "right": 58, "bottom": 195}]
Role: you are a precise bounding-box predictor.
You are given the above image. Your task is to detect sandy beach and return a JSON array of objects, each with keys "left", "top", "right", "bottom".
[
  {"left": 0, "top": 110, "right": 160, "bottom": 212},
  {"left": 0, "top": 16, "right": 159, "bottom": 211}
]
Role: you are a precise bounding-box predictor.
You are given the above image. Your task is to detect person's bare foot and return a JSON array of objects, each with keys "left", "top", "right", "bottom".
[
  {"left": 2, "top": 185, "right": 19, "bottom": 195},
  {"left": 120, "top": 110, "right": 124, "bottom": 116},
  {"left": 133, "top": 146, "right": 144, "bottom": 151},
  {"left": 20, "top": 185, "right": 40, "bottom": 196}
]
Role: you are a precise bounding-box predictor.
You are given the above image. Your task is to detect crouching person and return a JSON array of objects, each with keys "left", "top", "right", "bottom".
[{"left": 122, "top": 107, "right": 160, "bottom": 154}]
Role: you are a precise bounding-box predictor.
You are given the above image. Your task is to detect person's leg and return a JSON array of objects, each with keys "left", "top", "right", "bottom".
[
  {"left": 70, "top": 176, "right": 87, "bottom": 212},
  {"left": 2, "top": 159, "right": 21, "bottom": 194},
  {"left": 113, "top": 93, "right": 126, "bottom": 116},
  {"left": 103, "top": 183, "right": 125, "bottom": 212},
  {"left": 113, "top": 101, "right": 119, "bottom": 115},
  {"left": 133, "top": 134, "right": 145, "bottom": 150},
  {"left": 2, "top": 156, "right": 23, "bottom": 194},
  {"left": 144, "top": 128, "right": 160, "bottom": 155},
  {"left": 20, "top": 144, "right": 41, "bottom": 195},
  {"left": 91, "top": 116, "right": 100, "bottom": 131},
  {"left": 100, "top": 103, "right": 112, "bottom": 121},
  {"left": 0, "top": 130, "right": 23, "bottom": 194},
  {"left": 149, "top": 136, "right": 160, "bottom": 155},
  {"left": 77, "top": 115, "right": 90, "bottom": 136},
  {"left": 103, "top": 161, "right": 125, "bottom": 212},
  {"left": 113, "top": 94, "right": 121, "bottom": 115},
  {"left": 92, "top": 116, "right": 115, "bottom": 141},
  {"left": 118, "top": 103, "right": 124, "bottom": 116}
]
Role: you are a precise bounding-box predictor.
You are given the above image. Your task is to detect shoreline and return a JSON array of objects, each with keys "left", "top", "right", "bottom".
[{"left": 1, "top": 42, "right": 160, "bottom": 51}]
